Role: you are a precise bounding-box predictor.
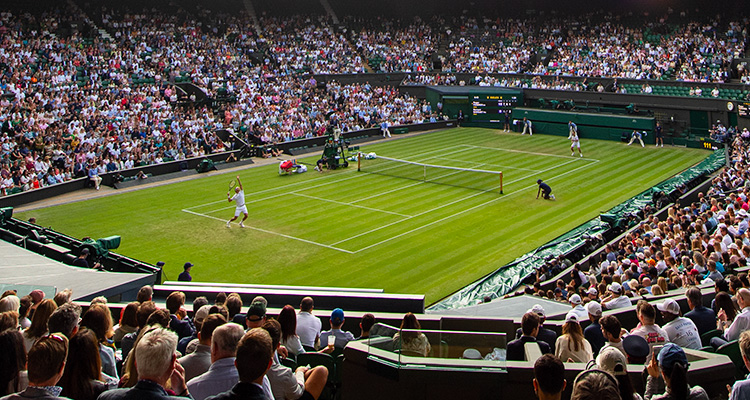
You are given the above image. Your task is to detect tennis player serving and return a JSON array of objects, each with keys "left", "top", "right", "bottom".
[{"left": 226, "top": 175, "right": 248, "bottom": 228}]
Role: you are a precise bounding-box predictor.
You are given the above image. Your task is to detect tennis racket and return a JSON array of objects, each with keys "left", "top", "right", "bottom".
[{"left": 228, "top": 179, "right": 237, "bottom": 192}]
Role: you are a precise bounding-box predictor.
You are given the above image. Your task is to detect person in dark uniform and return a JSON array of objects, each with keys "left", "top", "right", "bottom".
[
  {"left": 503, "top": 110, "right": 511, "bottom": 132},
  {"left": 537, "top": 179, "right": 555, "bottom": 200},
  {"left": 655, "top": 121, "right": 664, "bottom": 148},
  {"left": 178, "top": 262, "right": 193, "bottom": 282},
  {"left": 457, "top": 110, "right": 464, "bottom": 126}
]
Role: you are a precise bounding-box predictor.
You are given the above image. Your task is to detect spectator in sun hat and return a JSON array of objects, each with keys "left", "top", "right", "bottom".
[
  {"left": 657, "top": 299, "right": 701, "bottom": 350},
  {"left": 569, "top": 294, "right": 589, "bottom": 322},
  {"left": 319, "top": 308, "right": 355, "bottom": 350}
]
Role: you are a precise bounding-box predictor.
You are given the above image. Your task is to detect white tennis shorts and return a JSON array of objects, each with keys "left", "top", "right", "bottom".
[
  {"left": 235, "top": 205, "right": 248, "bottom": 217},
  {"left": 571, "top": 140, "right": 580, "bottom": 148}
]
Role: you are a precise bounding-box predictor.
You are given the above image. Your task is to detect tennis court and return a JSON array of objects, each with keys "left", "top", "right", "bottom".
[
  {"left": 16, "top": 128, "right": 710, "bottom": 302},
  {"left": 183, "top": 144, "right": 599, "bottom": 253}
]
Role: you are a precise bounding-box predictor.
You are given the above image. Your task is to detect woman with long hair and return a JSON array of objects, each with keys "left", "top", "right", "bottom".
[
  {"left": 80, "top": 304, "right": 118, "bottom": 379},
  {"left": 278, "top": 305, "right": 305, "bottom": 357},
  {"left": 113, "top": 302, "right": 139, "bottom": 346},
  {"left": 392, "top": 312, "right": 431, "bottom": 356},
  {"left": 555, "top": 312, "right": 593, "bottom": 363},
  {"left": 0, "top": 329, "right": 27, "bottom": 396},
  {"left": 58, "top": 328, "right": 113, "bottom": 400},
  {"left": 656, "top": 277, "right": 668, "bottom": 294},
  {"left": 645, "top": 343, "right": 708, "bottom": 400},
  {"left": 22, "top": 298, "right": 57, "bottom": 352},
  {"left": 715, "top": 292, "right": 737, "bottom": 331}
]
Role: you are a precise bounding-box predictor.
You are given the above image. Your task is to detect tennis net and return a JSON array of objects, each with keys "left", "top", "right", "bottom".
[{"left": 357, "top": 154, "right": 503, "bottom": 194}]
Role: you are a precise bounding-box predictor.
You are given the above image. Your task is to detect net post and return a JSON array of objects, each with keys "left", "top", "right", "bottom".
[
  {"left": 499, "top": 172, "right": 503, "bottom": 194},
  {"left": 357, "top": 152, "right": 361, "bottom": 172}
]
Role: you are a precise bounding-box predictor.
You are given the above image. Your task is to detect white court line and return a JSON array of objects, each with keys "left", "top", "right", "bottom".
[
  {"left": 331, "top": 158, "right": 580, "bottom": 247},
  {"left": 181, "top": 209, "right": 355, "bottom": 254},
  {"left": 290, "top": 193, "right": 413, "bottom": 217},
  {"left": 186, "top": 145, "right": 477, "bottom": 212},
  {"left": 431, "top": 157, "right": 540, "bottom": 172},
  {"left": 350, "top": 159, "right": 601, "bottom": 253},
  {"left": 461, "top": 144, "right": 601, "bottom": 162}
]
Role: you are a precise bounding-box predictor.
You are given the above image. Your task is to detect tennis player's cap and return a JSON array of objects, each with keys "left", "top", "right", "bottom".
[
  {"left": 586, "top": 301, "right": 602, "bottom": 317},
  {"left": 657, "top": 299, "right": 681, "bottom": 315},
  {"left": 569, "top": 294, "right": 582, "bottom": 305}
]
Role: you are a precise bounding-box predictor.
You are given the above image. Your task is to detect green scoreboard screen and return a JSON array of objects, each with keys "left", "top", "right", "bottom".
[{"left": 470, "top": 91, "right": 522, "bottom": 123}]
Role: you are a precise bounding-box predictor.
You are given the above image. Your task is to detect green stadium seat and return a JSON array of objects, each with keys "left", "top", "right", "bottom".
[
  {"left": 701, "top": 329, "right": 724, "bottom": 346},
  {"left": 716, "top": 340, "right": 748, "bottom": 380}
]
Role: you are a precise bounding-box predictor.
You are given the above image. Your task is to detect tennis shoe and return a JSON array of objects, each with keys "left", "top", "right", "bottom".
[
  {"left": 580, "top": 153, "right": 583, "bottom": 157},
  {"left": 226, "top": 221, "right": 231, "bottom": 228},
  {"left": 550, "top": 194, "right": 556, "bottom": 200},
  {"left": 571, "top": 152, "right": 575, "bottom": 156},
  {"left": 239, "top": 222, "right": 245, "bottom": 228}
]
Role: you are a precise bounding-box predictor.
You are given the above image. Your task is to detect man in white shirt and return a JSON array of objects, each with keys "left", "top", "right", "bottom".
[
  {"left": 296, "top": 297, "right": 322, "bottom": 350},
  {"left": 657, "top": 299, "right": 701, "bottom": 350},
  {"left": 226, "top": 175, "right": 248, "bottom": 228},
  {"left": 630, "top": 300, "right": 669, "bottom": 353},
  {"left": 602, "top": 283, "right": 632, "bottom": 310}
]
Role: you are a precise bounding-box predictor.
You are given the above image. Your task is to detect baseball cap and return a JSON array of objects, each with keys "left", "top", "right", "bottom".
[
  {"left": 30, "top": 290, "right": 45, "bottom": 303},
  {"left": 588, "top": 287, "right": 598, "bottom": 296},
  {"left": 331, "top": 308, "right": 345, "bottom": 324},
  {"left": 656, "top": 299, "right": 681, "bottom": 315},
  {"left": 596, "top": 347, "right": 628, "bottom": 376},
  {"left": 195, "top": 304, "right": 212, "bottom": 324},
  {"left": 565, "top": 311, "right": 579, "bottom": 323},
  {"left": 529, "top": 304, "right": 546, "bottom": 317},
  {"left": 184, "top": 262, "right": 194, "bottom": 268},
  {"left": 246, "top": 301, "right": 266, "bottom": 319},
  {"left": 537, "top": 179, "right": 542, "bottom": 184},
  {"left": 608, "top": 282, "right": 622, "bottom": 294},
  {"left": 586, "top": 301, "right": 602, "bottom": 317},
  {"left": 81, "top": 248, "right": 90, "bottom": 255},
  {"left": 622, "top": 259, "right": 631, "bottom": 266},
  {"left": 658, "top": 343, "right": 688, "bottom": 370},
  {"left": 622, "top": 335, "right": 649, "bottom": 359},
  {"left": 569, "top": 294, "right": 582, "bottom": 305}
]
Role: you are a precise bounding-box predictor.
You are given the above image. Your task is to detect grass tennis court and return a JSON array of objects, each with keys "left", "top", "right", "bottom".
[{"left": 16, "top": 128, "right": 711, "bottom": 304}]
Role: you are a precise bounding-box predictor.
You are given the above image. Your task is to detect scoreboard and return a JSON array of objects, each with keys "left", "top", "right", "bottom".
[
  {"left": 471, "top": 91, "right": 522, "bottom": 123},
  {"left": 739, "top": 102, "right": 750, "bottom": 118}
]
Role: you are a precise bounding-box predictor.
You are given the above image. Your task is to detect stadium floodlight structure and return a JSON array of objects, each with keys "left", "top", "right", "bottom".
[{"left": 357, "top": 153, "right": 503, "bottom": 194}]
